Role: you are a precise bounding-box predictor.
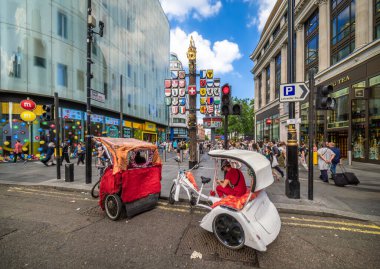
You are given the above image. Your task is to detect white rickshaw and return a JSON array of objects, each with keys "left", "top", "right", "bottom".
[{"left": 169, "top": 149, "right": 281, "bottom": 251}]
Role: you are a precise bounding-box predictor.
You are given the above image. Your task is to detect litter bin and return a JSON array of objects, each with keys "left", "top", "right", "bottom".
[{"left": 65, "top": 163, "right": 74, "bottom": 182}]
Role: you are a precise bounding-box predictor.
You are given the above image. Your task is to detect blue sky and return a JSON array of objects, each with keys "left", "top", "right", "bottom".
[{"left": 159, "top": 0, "right": 277, "bottom": 100}]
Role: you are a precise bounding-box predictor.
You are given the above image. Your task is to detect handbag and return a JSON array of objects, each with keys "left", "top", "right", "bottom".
[
  {"left": 340, "top": 164, "right": 360, "bottom": 185},
  {"left": 271, "top": 155, "right": 279, "bottom": 167}
]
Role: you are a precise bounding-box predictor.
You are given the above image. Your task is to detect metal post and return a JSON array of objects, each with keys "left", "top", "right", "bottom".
[
  {"left": 54, "top": 92, "right": 61, "bottom": 179},
  {"left": 308, "top": 70, "right": 315, "bottom": 200},
  {"left": 224, "top": 115, "right": 228, "bottom": 150},
  {"left": 285, "top": 0, "right": 300, "bottom": 198},
  {"left": 119, "top": 75, "right": 123, "bottom": 138},
  {"left": 187, "top": 37, "right": 197, "bottom": 169},
  {"left": 85, "top": 0, "right": 92, "bottom": 184}
]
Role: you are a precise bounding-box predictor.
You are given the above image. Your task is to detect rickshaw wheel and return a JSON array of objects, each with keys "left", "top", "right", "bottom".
[
  {"left": 91, "top": 179, "right": 101, "bottom": 198},
  {"left": 168, "top": 183, "right": 176, "bottom": 204},
  {"left": 105, "top": 194, "right": 123, "bottom": 221},
  {"left": 213, "top": 213, "right": 245, "bottom": 250}
]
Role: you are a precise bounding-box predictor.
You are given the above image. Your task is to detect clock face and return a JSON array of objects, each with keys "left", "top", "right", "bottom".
[{"left": 187, "top": 52, "right": 195, "bottom": 60}]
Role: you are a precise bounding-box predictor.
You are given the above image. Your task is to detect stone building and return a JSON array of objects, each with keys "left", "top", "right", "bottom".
[{"left": 250, "top": 0, "right": 380, "bottom": 164}]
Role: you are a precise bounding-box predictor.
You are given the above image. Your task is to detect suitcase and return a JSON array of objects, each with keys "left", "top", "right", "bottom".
[
  {"left": 340, "top": 165, "right": 360, "bottom": 185},
  {"left": 332, "top": 173, "right": 348, "bottom": 187}
]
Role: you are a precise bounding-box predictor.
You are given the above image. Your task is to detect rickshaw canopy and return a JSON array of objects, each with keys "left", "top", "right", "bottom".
[
  {"left": 208, "top": 149, "right": 274, "bottom": 192},
  {"left": 94, "top": 137, "right": 161, "bottom": 174}
]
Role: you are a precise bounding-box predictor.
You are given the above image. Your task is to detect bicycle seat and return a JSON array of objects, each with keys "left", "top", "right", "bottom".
[{"left": 201, "top": 176, "right": 211, "bottom": 184}]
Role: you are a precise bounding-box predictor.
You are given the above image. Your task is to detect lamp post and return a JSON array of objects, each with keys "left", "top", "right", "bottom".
[
  {"left": 187, "top": 37, "right": 197, "bottom": 169},
  {"left": 86, "top": 0, "right": 104, "bottom": 184}
]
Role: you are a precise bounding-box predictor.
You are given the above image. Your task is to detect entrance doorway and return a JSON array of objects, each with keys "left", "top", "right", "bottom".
[{"left": 328, "top": 131, "right": 348, "bottom": 158}]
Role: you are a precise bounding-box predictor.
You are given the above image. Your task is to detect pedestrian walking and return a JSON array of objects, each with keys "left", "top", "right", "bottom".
[
  {"left": 13, "top": 140, "right": 26, "bottom": 163},
  {"left": 317, "top": 142, "right": 336, "bottom": 183},
  {"left": 60, "top": 139, "right": 70, "bottom": 165},
  {"left": 328, "top": 142, "right": 341, "bottom": 175},
  {"left": 41, "top": 142, "right": 56, "bottom": 166},
  {"left": 76, "top": 142, "right": 85, "bottom": 165},
  {"left": 270, "top": 141, "right": 284, "bottom": 177}
]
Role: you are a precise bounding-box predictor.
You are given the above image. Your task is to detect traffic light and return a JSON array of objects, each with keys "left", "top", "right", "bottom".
[
  {"left": 221, "top": 84, "right": 231, "bottom": 116},
  {"left": 316, "top": 85, "right": 336, "bottom": 110},
  {"left": 232, "top": 103, "right": 241, "bottom": 115},
  {"left": 42, "top": 104, "right": 54, "bottom": 121}
]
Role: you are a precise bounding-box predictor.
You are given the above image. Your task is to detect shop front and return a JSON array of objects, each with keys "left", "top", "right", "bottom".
[
  {"left": 142, "top": 122, "right": 157, "bottom": 143},
  {"left": 255, "top": 105, "right": 280, "bottom": 142},
  {"left": 318, "top": 54, "right": 380, "bottom": 164}
]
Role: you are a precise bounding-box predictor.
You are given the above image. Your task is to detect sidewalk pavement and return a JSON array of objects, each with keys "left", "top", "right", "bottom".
[{"left": 1, "top": 152, "right": 379, "bottom": 222}]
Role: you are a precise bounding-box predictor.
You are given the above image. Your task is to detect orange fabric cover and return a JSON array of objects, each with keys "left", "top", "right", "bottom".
[
  {"left": 186, "top": 172, "right": 199, "bottom": 191},
  {"left": 211, "top": 191, "right": 260, "bottom": 210},
  {"left": 94, "top": 137, "right": 161, "bottom": 175}
]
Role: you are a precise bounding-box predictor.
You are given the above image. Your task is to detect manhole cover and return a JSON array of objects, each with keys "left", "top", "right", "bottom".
[
  {"left": 177, "top": 224, "right": 258, "bottom": 266},
  {"left": 80, "top": 206, "right": 104, "bottom": 217}
]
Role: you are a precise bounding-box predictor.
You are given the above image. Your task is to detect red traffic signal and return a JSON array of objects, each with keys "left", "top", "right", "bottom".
[{"left": 222, "top": 84, "right": 230, "bottom": 95}]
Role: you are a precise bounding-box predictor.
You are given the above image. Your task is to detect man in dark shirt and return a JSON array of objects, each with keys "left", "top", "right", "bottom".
[
  {"left": 329, "top": 142, "right": 341, "bottom": 175},
  {"left": 216, "top": 160, "right": 247, "bottom": 197}
]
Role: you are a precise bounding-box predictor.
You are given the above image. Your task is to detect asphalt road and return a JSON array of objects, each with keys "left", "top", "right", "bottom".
[{"left": 0, "top": 185, "right": 379, "bottom": 269}]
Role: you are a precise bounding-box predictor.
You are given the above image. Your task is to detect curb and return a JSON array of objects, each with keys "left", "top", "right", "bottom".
[{"left": 2, "top": 182, "right": 380, "bottom": 223}]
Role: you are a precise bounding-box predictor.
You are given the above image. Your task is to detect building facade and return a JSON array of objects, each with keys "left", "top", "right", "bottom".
[
  {"left": 251, "top": 0, "right": 380, "bottom": 164},
  {"left": 0, "top": 0, "right": 169, "bottom": 158},
  {"left": 168, "top": 52, "right": 188, "bottom": 141}
]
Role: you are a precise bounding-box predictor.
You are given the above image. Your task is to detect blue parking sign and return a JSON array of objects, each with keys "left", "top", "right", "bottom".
[{"left": 283, "top": 85, "right": 295, "bottom": 96}]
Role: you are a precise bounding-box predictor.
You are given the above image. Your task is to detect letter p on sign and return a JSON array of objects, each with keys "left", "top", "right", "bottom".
[{"left": 284, "top": 85, "right": 295, "bottom": 96}]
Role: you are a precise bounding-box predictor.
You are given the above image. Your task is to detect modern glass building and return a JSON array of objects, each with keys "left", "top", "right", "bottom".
[{"left": 0, "top": 0, "right": 169, "bottom": 160}]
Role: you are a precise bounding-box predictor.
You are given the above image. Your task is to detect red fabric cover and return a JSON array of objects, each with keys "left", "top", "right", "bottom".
[
  {"left": 120, "top": 165, "right": 161, "bottom": 203},
  {"left": 99, "top": 165, "right": 161, "bottom": 209},
  {"left": 186, "top": 172, "right": 199, "bottom": 191},
  {"left": 211, "top": 191, "right": 260, "bottom": 210}
]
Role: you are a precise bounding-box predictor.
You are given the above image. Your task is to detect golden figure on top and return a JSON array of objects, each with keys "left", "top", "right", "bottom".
[{"left": 187, "top": 36, "right": 196, "bottom": 61}]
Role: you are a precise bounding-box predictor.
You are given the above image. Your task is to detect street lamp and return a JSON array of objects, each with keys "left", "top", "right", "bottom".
[{"left": 86, "top": 0, "right": 104, "bottom": 184}]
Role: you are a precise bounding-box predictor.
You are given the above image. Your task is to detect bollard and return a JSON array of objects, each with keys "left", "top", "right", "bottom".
[
  {"left": 65, "top": 163, "right": 74, "bottom": 182},
  {"left": 313, "top": 151, "right": 318, "bottom": 165},
  {"left": 164, "top": 149, "right": 166, "bottom": 162}
]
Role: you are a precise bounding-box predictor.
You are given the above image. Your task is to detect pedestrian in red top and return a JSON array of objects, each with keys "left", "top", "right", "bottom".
[
  {"left": 216, "top": 160, "right": 247, "bottom": 198},
  {"left": 13, "top": 140, "right": 26, "bottom": 163}
]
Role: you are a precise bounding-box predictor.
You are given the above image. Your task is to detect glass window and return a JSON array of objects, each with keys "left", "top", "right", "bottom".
[
  {"left": 57, "top": 11, "right": 67, "bottom": 39},
  {"left": 369, "top": 75, "right": 380, "bottom": 86},
  {"left": 369, "top": 88, "right": 380, "bottom": 160},
  {"left": 327, "top": 88, "right": 349, "bottom": 128},
  {"left": 331, "top": 0, "right": 355, "bottom": 64},
  {"left": 272, "top": 25, "right": 280, "bottom": 39},
  {"left": 57, "top": 63, "right": 67, "bottom": 87},
  {"left": 266, "top": 66, "right": 270, "bottom": 104},
  {"left": 264, "top": 41, "right": 269, "bottom": 51},
  {"left": 352, "top": 99, "right": 366, "bottom": 159},
  {"left": 375, "top": 0, "right": 380, "bottom": 39},
  {"left": 275, "top": 53, "right": 281, "bottom": 99},
  {"left": 305, "top": 10, "right": 319, "bottom": 81},
  {"left": 34, "top": 56, "right": 46, "bottom": 68},
  {"left": 257, "top": 75, "right": 262, "bottom": 108}
]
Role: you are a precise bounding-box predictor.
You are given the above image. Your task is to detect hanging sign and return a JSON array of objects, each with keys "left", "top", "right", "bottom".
[
  {"left": 20, "top": 99, "right": 36, "bottom": 111},
  {"left": 20, "top": 111, "right": 37, "bottom": 122},
  {"left": 171, "top": 88, "right": 178, "bottom": 97},
  {"left": 179, "top": 98, "right": 186, "bottom": 106},
  {"left": 200, "top": 79, "right": 207, "bottom": 87},
  {"left": 188, "top": 85, "right": 196, "bottom": 96},
  {"left": 164, "top": 79, "right": 172, "bottom": 88},
  {"left": 200, "top": 106, "right": 207, "bottom": 114},
  {"left": 178, "top": 70, "right": 186, "bottom": 79},
  {"left": 207, "top": 105, "right": 214, "bottom": 114},
  {"left": 213, "top": 78, "right": 220, "bottom": 87},
  {"left": 200, "top": 97, "right": 206, "bottom": 105},
  {"left": 213, "top": 87, "right": 220, "bottom": 96},
  {"left": 165, "top": 97, "right": 172, "bottom": 106},
  {"left": 200, "top": 88, "right": 207, "bottom": 96},
  {"left": 179, "top": 79, "right": 186, "bottom": 88},
  {"left": 207, "top": 88, "right": 213, "bottom": 96},
  {"left": 206, "top": 69, "right": 213, "bottom": 79},
  {"left": 171, "top": 106, "right": 179, "bottom": 115},
  {"left": 179, "top": 106, "right": 186, "bottom": 114},
  {"left": 165, "top": 89, "right": 172, "bottom": 97},
  {"left": 214, "top": 96, "right": 221, "bottom": 105},
  {"left": 171, "top": 71, "right": 178, "bottom": 79},
  {"left": 207, "top": 79, "right": 214, "bottom": 87},
  {"left": 172, "top": 79, "right": 179, "bottom": 88},
  {"left": 179, "top": 88, "right": 186, "bottom": 97},
  {"left": 200, "top": 70, "right": 207, "bottom": 79}
]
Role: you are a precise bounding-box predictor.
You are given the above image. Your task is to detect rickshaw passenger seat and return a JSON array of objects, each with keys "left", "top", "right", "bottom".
[{"left": 201, "top": 176, "right": 211, "bottom": 184}]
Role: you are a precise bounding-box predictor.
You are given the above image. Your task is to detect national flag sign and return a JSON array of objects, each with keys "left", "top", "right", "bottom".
[{"left": 188, "top": 85, "right": 196, "bottom": 95}]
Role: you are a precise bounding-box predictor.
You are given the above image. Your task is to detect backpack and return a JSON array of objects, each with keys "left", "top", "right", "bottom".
[{"left": 331, "top": 148, "right": 341, "bottom": 164}]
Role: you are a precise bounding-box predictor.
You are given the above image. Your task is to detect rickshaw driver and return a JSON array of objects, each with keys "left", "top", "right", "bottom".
[{"left": 216, "top": 160, "right": 247, "bottom": 198}]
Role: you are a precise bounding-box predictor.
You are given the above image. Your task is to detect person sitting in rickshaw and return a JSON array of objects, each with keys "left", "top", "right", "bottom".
[
  {"left": 134, "top": 151, "right": 146, "bottom": 165},
  {"left": 216, "top": 160, "right": 247, "bottom": 198}
]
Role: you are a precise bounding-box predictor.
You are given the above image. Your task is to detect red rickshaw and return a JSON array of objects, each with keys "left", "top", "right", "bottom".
[{"left": 94, "top": 137, "right": 162, "bottom": 220}]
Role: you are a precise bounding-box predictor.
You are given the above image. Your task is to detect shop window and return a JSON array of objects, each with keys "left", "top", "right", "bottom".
[
  {"left": 375, "top": 0, "right": 380, "bottom": 39},
  {"left": 57, "top": 63, "right": 67, "bottom": 87},
  {"left": 275, "top": 53, "right": 281, "bottom": 99},
  {"left": 369, "top": 74, "right": 380, "bottom": 86},
  {"left": 331, "top": 0, "right": 356, "bottom": 65},
  {"left": 352, "top": 99, "right": 366, "bottom": 159},
  {"left": 57, "top": 11, "right": 68, "bottom": 39},
  {"left": 327, "top": 88, "right": 349, "bottom": 128},
  {"left": 369, "top": 88, "right": 380, "bottom": 160}
]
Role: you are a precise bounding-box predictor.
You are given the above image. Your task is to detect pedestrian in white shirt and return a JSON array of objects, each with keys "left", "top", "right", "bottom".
[{"left": 317, "top": 142, "right": 335, "bottom": 183}]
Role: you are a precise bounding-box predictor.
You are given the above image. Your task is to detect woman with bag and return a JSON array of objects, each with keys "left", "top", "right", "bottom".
[{"left": 264, "top": 146, "right": 284, "bottom": 180}]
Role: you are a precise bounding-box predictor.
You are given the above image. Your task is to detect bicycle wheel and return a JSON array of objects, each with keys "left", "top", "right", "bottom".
[
  {"left": 213, "top": 213, "right": 245, "bottom": 250},
  {"left": 104, "top": 194, "right": 123, "bottom": 221},
  {"left": 91, "top": 179, "right": 101, "bottom": 198},
  {"left": 168, "top": 182, "right": 176, "bottom": 204}
]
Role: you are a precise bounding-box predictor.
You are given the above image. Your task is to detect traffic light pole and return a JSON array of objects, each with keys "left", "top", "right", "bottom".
[
  {"left": 285, "top": 0, "right": 300, "bottom": 199},
  {"left": 224, "top": 115, "right": 228, "bottom": 150},
  {"left": 85, "top": 0, "right": 92, "bottom": 184},
  {"left": 308, "top": 70, "right": 315, "bottom": 200}
]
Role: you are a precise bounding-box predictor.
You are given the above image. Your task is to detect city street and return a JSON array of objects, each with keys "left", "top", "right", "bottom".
[{"left": 0, "top": 184, "right": 379, "bottom": 269}]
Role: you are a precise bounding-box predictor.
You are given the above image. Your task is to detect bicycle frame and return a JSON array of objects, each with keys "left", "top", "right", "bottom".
[{"left": 171, "top": 163, "right": 220, "bottom": 210}]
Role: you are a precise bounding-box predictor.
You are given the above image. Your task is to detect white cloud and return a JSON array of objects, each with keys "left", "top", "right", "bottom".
[
  {"left": 170, "top": 27, "right": 242, "bottom": 75},
  {"left": 159, "top": 0, "right": 222, "bottom": 21},
  {"left": 246, "top": 0, "right": 277, "bottom": 31}
]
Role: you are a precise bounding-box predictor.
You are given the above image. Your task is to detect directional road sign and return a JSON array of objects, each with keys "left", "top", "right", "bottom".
[{"left": 280, "top": 82, "right": 310, "bottom": 102}]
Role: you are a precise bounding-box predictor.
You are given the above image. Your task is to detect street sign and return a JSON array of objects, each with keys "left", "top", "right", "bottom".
[
  {"left": 286, "top": 118, "right": 301, "bottom": 124},
  {"left": 280, "top": 82, "right": 310, "bottom": 102},
  {"left": 91, "top": 89, "right": 105, "bottom": 103}
]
